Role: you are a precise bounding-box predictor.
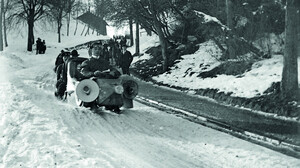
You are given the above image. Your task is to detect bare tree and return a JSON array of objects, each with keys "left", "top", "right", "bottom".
[
  {"left": 65, "top": 0, "right": 76, "bottom": 36},
  {"left": 16, "top": 0, "right": 45, "bottom": 51},
  {"left": 73, "top": 0, "right": 87, "bottom": 35},
  {"left": 281, "top": 0, "right": 299, "bottom": 101},
  {"left": 2, "top": 0, "right": 10, "bottom": 47},
  {"left": 135, "top": 21, "right": 140, "bottom": 55},
  {"left": 135, "top": 0, "right": 172, "bottom": 71},
  {"left": 94, "top": 0, "right": 112, "bottom": 18},
  {"left": 45, "top": 0, "right": 68, "bottom": 43},
  {"left": 129, "top": 18, "right": 134, "bottom": 46},
  {"left": 0, "top": 0, "right": 19, "bottom": 47}
]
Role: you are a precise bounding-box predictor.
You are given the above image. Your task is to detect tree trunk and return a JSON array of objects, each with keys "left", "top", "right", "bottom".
[
  {"left": 3, "top": 10, "right": 7, "bottom": 47},
  {"left": 74, "top": 11, "right": 78, "bottom": 35},
  {"left": 3, "top": 0, "right": 8, "bottom": 47},
  {"left": 154, "top": 20, "right": 168, "bottom": 71},
  {"left": 27, "top": 17, "right": 34, "bottom": 51},
  {"left": 85, "top": 26, "right": 90, "bottom": 36},
  {"left": 67, "top": 12, "right": 70, "bottom": 36},
  {"left": 135, "top": 21, "right": 140, "bottom": 55},
  {"left": 129, "top": 19, "right": 134, "bottom": 46},
  {"left": 297, "top": 0, "right": 300, "bottom": 58},
  {"left": 226, "top": 0, "right": 236, "bottom": 59},
  {"left": 81, "top": 24, "right": 86, "bottom": 36},
  {"left": 226, "top": 0, "right": 233, "bottom": 31},
  {"left": 0, "top": 0, "right": 3, "bottom": 51},
  {"left": 58, "top": 21, "right": 61, "bottom": 43},
  {"left": 281, "top": 0, "right": 299, "bottom": 101}
]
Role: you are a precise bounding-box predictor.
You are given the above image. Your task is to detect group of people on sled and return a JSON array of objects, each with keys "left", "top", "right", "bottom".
[{"left": 53, "top": 39, "right": 133, "bottom": 103}]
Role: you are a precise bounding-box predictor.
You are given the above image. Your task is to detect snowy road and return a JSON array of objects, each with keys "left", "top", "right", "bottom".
[{"left": 0, "top": 48, "right": 299, "bottom": 168}]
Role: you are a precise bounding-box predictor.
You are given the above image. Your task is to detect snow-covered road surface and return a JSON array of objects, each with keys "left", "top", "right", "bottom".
[{"left": 0, "top": 47, "right": 299, "bottom": 168}]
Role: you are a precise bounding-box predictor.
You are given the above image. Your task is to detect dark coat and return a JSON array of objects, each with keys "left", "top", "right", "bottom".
[
  {"left": 54, "top": 54, "right": 64, "bottom": 72},
  {"left": 55, "top": 62, "right": 68, "bottom": 99},
  {"left": 80, "top": 57, "right": 112, "bottom": 77},
  {"left": 118, "top": 50, "right": 133, "bottom": 68},
  {"left": 120, "top": 38, "right": 127, "bottom": 47},
  {"left": 36, "top": 39, "right": 42, "bottom": 54},
  {"left": 118, "top": 50, "right": 133, "bottom": 75}
]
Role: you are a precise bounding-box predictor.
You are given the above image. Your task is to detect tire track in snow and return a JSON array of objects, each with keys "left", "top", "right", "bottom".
[{"left": 1, "top": 53, "right": 124, "bottom": 167}]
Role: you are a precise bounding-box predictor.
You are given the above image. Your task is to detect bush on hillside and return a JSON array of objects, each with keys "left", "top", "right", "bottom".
[
  {"left": 198, "top": 60, "right": 254, "bottom": 78},
  {"left": 132, "top": 59, "right": 164, "bottom": 81},
  {"left": 132, "top": 42, "right": 199, "bottom": 80}
]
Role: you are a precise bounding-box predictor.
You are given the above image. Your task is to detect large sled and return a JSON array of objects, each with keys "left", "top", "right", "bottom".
[{"left": 65, "top": 57, "right": 138, "bottom": 109}]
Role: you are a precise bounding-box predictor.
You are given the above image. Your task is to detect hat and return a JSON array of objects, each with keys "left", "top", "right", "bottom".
[
  {"left": 91, "top": 41, "right": 102, "bottom": 48},
  {"left": 71, "top": 50, "right": 79, "bottom": 57},
  {"left": 62, "top": 52, "right": 70, "bottom": 57}
]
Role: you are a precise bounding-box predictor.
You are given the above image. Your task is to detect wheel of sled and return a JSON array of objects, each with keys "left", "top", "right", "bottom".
[
  {"left": 75, "top": 79, "right": 99, "bottom": 107},
  {"left": 122, "top": 80, "right": 138, "bottom": 99}
]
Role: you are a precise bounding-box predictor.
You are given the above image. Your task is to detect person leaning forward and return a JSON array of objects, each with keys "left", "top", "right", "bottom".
[
  {"left": 55, "top": 53, "right": 70, "bottom": 100},
  {"left": 80, "top": 42, "right": 120, "bottom": 78}
]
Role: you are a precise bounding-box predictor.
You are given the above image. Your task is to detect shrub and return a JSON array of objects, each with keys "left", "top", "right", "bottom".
[{"left": 198, "top": 60, "right": 254, "bottom": 78}]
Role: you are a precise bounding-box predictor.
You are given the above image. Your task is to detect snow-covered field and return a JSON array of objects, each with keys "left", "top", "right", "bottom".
[{"left": 0, "top": 21, "right": 299, "bottom": 167}]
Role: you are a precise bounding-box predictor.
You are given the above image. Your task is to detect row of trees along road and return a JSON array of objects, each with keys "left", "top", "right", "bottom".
[{"left": 0, "top": 0, "right": 299, "bottom": 102}]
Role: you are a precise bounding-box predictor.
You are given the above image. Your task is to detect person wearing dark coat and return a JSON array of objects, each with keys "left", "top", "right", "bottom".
[
  {"left": 70, "top": 49, "right": 79, "bottom": 58},
  {"left": 54, "top": 50, "right": 65, "bottom": 73},
  {"left": 36, "top": 38, "right": 42, "bottom": 54},
  {"left": 119, "top": 36, "right": 127, "bottom": 47},
  {"left": 55, "top": 53, "right": 70, "bottom": 100},
  {"left": 108, "top": 40, "right": 121, "bottom": 66},
  {"left": 103, "top": 44, "right": 110, "bottom": 62},
  {"left": 80, "top": 42, "right": 119, "bottom": 78},
  {"left": 40, "top": 40, "right": 46, "bottom": 54},
  {"left": 118, "top": 45, "right": 133, "bottom": 75},
  {"left": 80, "top": 43, "right": 109, "bottom": 77}
]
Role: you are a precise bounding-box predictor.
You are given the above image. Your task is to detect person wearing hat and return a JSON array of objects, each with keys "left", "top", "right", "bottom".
[
  {"left": 79, "top": 42, "right": 117, "bottom": 78},
  {"left": 36, "top": 38, "right": 42, "bottom": 54},
  {"left": 54, "top": 50, "right": 65, "bottom": 73},
  {"left": 118, "top": 45, "right": 133, "bottom": 75},
  {"left": 88, "top": 41, "right": 102, "bottom": 57},
  {"left": 70, "top": 50, "right": 79, "bottom": 58},
  {"left": 55, "top": 52, "right": 70, "bottom": 100}
]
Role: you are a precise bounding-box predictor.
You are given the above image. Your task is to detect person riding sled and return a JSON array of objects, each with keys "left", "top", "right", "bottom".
[{"left": 79, "top": 42, "right": 120, "bottom": 79}]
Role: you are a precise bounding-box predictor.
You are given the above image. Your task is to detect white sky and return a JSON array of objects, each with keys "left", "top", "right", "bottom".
[{"left": 0, "top": 17, "right": 299, "bottom": 167}]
